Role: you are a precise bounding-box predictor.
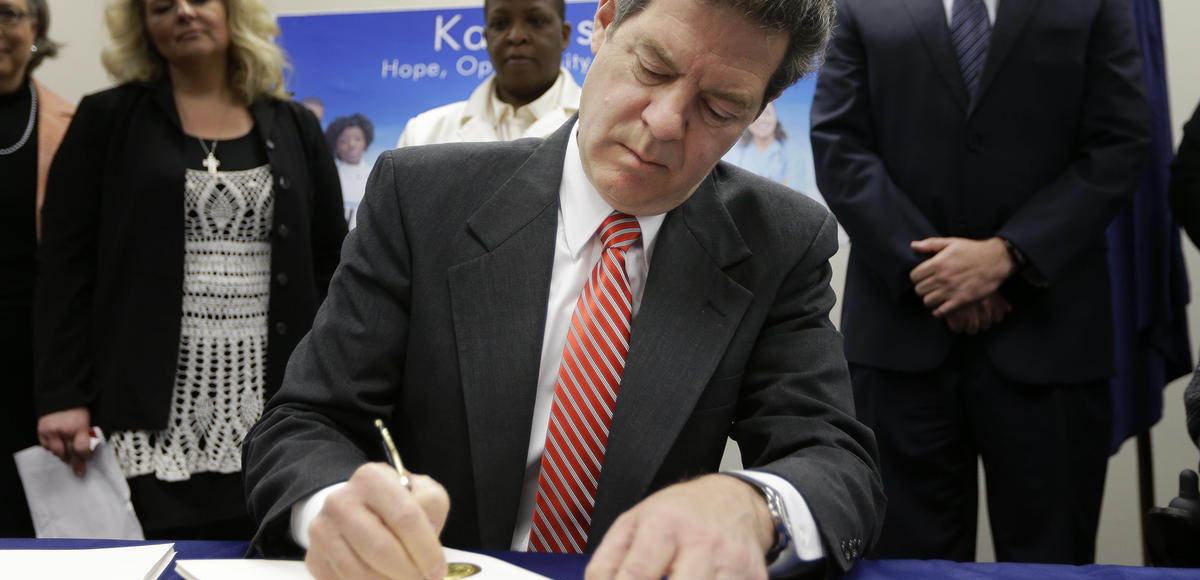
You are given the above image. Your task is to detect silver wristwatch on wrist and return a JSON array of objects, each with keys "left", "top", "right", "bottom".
[{"left": 726, "top": 472, "right": 792, "bottom": 561}]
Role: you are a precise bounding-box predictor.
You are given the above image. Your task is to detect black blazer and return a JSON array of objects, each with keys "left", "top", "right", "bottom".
[
  {"left": 34, "top": 81, "right": 347, "bottom": 430},
  {"left": 811, "top": 0, "right": 1150, "bottom": 383},
  {"left": 243, "top": 120, "right": 885, "bottom": 575}
]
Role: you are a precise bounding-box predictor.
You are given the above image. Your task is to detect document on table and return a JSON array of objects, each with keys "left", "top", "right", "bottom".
[
  {"left": 13, "top": 429, "right": 144, "bottom": 539},
  {"left": 0, "top": 543, "right": 175, "bottom": 580},
  {"left": 175, "top": 547, "right": 551, "bottom": 579}
]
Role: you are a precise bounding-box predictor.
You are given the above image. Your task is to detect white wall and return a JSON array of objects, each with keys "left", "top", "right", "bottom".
[{"left": 35, "top": 0, "right": 1200, "bottom": 566}]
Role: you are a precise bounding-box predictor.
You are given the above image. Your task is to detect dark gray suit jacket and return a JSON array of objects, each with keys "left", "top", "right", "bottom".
[{"left": 243, "top": 120, "right": 884, "bottom": 575}]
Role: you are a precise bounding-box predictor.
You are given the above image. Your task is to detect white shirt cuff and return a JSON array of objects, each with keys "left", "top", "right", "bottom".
[
  {"left": 728, "top": 469, "right": 825, "bottom": 573},
  {"left": 290, "top": 481, "right": 348, "bottom": 549}
]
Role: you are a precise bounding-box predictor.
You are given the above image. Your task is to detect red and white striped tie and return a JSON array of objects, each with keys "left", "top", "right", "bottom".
[{"left": 529, "top": 212, "right": 641, "bottom": 553}]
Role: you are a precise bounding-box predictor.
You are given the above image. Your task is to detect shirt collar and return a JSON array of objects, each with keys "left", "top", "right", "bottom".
[
  {"left": 489, "top": 68, "right": 568, "bottom": 125},
  {"left": 559, "top": 121, "right": 665, "bottom": 260}
]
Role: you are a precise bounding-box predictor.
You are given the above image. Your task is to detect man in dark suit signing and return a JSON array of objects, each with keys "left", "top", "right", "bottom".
[
  {"left": 811, "top": 0, "right": 1148, "bottom": 564},
  {"left": 243, "top": 0, "right": 884, "bottom": 578}
]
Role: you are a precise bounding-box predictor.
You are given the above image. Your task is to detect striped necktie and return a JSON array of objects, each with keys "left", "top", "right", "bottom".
[
  {"left": 952, "top": 0, "right": 991, "bottom": 98},
  {"left": 529, "top": 212, "right": 641, "bottom": 553}
]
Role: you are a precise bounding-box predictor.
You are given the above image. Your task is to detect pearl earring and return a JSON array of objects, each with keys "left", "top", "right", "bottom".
[{"left": 31, "top": 45, "right": 38, "bottom": 53}]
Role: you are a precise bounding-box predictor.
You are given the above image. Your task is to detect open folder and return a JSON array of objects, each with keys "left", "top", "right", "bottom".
[
  {"left": 175, "top": 547, "right": 551, "bottom": 579},
  {"left": 0, "top": 543, "right": 175, "bottom": 580}
]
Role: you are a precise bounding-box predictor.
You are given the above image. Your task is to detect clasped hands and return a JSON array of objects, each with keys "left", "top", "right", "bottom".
[
  {"left": 909, "top": 237, "right": 1015, "bottom": 334},
  {"left": 305, "top": 466, "right": 775, "bottom": 580}
]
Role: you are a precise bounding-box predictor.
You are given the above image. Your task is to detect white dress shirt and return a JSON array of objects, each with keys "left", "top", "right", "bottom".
[
  {"left": 942, "top": 0, "right": 998, "bottom": 25},
  {"left": 293, "top": 123, "right": 824, "bottom": 573},
  {"left": 396, "top": 68, "right": 581, "bottom": 148}
]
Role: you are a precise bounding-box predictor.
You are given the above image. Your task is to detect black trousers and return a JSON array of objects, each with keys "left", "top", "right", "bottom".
[
  {"left": 0, "top": 305, "right": 36, "bottom": 538},
  {"left": 851, "top": 341, "right": 1112, "bottom": 564}
]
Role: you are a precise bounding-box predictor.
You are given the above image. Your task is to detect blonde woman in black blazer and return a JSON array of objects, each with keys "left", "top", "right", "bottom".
[{"left": 33, "top": 0, "right": 345, "bottom": 540}]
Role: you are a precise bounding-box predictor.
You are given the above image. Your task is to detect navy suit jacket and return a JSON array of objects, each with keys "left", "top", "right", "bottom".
[
  {"left": 811, "top": 0, "right": 1150, "bottom": 383},
  {"left": 243, "top": 120, "right": 885, "bottom": 575}
]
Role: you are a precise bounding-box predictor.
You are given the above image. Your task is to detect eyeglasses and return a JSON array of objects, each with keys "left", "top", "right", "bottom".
[{"left": 0, "top": 6, "right": 32, "bottom": 29}]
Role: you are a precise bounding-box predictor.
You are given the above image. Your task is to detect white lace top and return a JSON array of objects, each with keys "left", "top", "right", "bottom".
[{"left": 111, "top": 164, "right": 274, "bottom": 480}]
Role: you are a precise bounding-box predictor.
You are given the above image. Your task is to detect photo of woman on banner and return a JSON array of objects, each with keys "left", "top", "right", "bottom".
[
  {"left": 723, "top": 102, "right": 790, "bottom": 185},
  {"left": 326, "top": 112, "right": 373, "bottom": 228}
]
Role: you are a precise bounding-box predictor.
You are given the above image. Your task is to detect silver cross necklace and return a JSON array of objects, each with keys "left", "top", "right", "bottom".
[
  {"left": 199, "top": 137, "right": 220, "bottom": 173},
  {"left": 180, "top": 96, "right": 231, "bottom": 174}
]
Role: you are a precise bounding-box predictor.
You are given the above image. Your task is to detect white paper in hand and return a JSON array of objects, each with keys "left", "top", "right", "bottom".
[{"left": 13, "top": 431, "right": 144, "bottom": 540}]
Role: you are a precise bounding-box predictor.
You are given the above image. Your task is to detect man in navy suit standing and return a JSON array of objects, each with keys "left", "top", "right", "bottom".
[{"left": 812, "top": 0, "right": 1149, "bottom": 564}]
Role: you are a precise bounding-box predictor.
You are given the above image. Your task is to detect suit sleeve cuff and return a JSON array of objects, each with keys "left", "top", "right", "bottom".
[
  {"left": 290, "top": 481, "right": 348, "bottom": 549},
  {"left": 728, "top": 469, "right": 825, "bottom": 572}
]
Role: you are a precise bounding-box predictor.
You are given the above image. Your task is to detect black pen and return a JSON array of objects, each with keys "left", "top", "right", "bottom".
[{"left": 374, "top": 418, "right": 412, "bottom": 490}]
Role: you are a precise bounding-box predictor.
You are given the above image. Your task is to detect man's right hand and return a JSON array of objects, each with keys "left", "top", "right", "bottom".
[
  {"left": 945, "top": 293, "right": 1012, "bottom": 335},
  {"left": 305, "top": 463, "right": 450, "bottom": 580},
  {"left": 36, "top": 407, "right": 92, "bottom": 477}
]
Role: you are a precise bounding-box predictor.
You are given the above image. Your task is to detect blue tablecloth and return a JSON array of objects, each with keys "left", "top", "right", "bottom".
[
  {"left": 1, "top": 538, "right": 1197, "bottom": 579},
  {"left": 846, "top": 559, "right": 1200, "bottom": 580}
]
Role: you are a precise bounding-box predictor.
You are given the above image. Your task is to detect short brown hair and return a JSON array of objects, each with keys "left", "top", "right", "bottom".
[{"left": 27, "top": 0, "right": 62, "bottom": 72}]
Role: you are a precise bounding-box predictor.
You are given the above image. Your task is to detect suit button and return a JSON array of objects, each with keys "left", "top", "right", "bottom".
[
  {"left": 265, "top": 139, "right": 275, "bottom": 150},
  {"left": 967, "top": 133, "right": 983, "bottom": 152},
  {"left": 277, "top": 223, "right": 290, "bottom": 238},
  {"left": 275, "top": 322, "right": 288, "bottom": 336},
  {"left": 278, "top": 175, "right": 290, "bottom": 190},
  {"left": 276, "top": 272, "right": 289, "bottom": 286}
]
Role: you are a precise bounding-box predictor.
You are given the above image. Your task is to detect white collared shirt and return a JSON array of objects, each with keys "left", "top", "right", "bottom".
[
  {"left": 508, "top": 125, "right": 824, "bottom": 572},
  {"left": 488, "top": 72, "right": 571, "bottom": 141},
  {"left": 942, "top": 0, "right": 999, "bottom": 25}
]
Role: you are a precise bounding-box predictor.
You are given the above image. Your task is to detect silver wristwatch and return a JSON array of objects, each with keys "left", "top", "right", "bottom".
[{"left": 726, "top": 472, "right": 792, "bottom": 561}]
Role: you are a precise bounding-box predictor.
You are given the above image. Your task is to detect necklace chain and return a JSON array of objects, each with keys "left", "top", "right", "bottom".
[
  {"left": 177, "top": 94, "right": 233, "bottom": 173},
  {"left": 0, "top": 83, "right": 37, "bottom": 156},
  {"left": 199, "top": 136, "right": 220, "bottom": 173}
]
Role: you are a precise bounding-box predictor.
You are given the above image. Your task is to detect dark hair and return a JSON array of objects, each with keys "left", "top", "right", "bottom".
[
  {"left": 610, "top": 0, "right": 835, "bottom": 107},
  {"left": 325, "top": 113, "right": 375, "bottom": 151},
  {"left": 26, "top": 0, "right": 62, "bottom": 72},
  {"left": 484, "top": 0, "right": 566, "bottom": 20}
]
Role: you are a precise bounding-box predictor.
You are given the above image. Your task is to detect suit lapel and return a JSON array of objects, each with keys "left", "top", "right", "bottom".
[
  {"left": 970, "top": 0, "right": 1036, "bottom": 115},
  {"left": 525, "top": 109, "right": 572, "bottom": 141},
  {"left": 447, "top": 124, "right": 570, "bottom": 547},
  {"left": 903, "top": 0, "right": 969, "bottom": 112},
  {"left": 587, "top": 176, "right": 754, "bottom": 549}
]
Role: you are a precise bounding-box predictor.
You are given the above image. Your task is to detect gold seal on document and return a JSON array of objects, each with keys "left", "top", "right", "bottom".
[{"left": 445, "top": 562, "right": 482, "bottom": 578}]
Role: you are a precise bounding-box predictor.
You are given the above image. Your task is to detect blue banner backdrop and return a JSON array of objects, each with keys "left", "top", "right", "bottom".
[{"left": 276, "top": 2, "right": 827, "bottom": 229}]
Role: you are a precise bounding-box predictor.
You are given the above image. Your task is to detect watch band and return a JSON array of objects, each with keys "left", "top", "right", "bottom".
[
  {"left": 1001, "top": 237, "right": 1028, "bottom": 273},
  {"left": 1000, "top": 237, "right": 1048, "bottom": 288},
  {"left": 725, "top": 472, "right": 792, "bottom": 561}
]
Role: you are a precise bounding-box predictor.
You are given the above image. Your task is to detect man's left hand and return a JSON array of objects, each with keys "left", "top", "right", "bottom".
[
  {"left": 910, "top": 237, "right": 1015, "bottom": 317},
  {"left": 585, "top": 474, "right": 774, "bottom": 580}
]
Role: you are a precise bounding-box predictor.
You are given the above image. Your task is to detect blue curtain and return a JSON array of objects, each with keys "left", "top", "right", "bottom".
[{"left": 1105, "top": 0, "right": 1192, "bottom": 454}]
